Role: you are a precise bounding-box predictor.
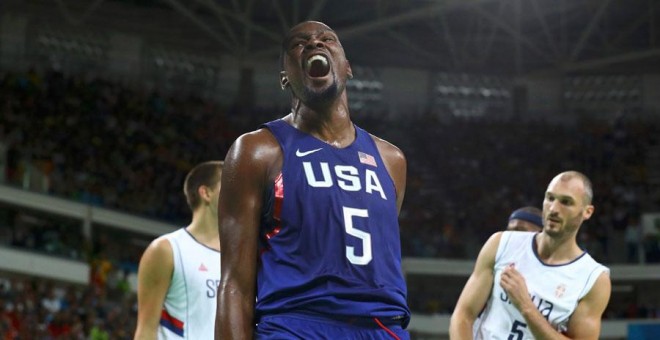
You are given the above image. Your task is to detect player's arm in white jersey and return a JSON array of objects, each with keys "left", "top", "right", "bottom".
[
  {"left": 449, "top": 232, "right": 502, "bottom": 340},
  {"left": 501, "top": 264, "right": 611, "bottom": 340},
  {"left": 134, "top": 236, "right": 174, "bottom": 340},
  {"left": 563, "top": 272, "right": 611, "bottom": 339}
]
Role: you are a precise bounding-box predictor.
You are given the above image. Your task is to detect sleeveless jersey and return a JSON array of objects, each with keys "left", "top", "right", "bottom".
[
  {"left": 159, "top": 228, "right": 221, "bottom": 339},
  {"left": 257, "top": 119, "right": 410, "bottom": 324},
  {"left": 475, "top": 231, "right": 609, "bottom": 340}
]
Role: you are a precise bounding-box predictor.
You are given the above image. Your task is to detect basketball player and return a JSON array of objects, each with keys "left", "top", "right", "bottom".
[
  {"left": 450, "top": 171, "right": 611, "bottom": 339},
  {"left": 134, "top": 161, "right": 223, "bottom": 339},
  {"left": 506, "top": 206, "right": 543, "bottom": 232},
  {"left": 215, "top": 21, "right": 410, "bottom": 339}
]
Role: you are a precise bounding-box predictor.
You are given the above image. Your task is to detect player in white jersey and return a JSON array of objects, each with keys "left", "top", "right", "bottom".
[
  {"left": 450, "top": 171, "right": 611, "bottom": 340},
  {"left": 134, "top": 161, "right": 223, "bottom": 340}
]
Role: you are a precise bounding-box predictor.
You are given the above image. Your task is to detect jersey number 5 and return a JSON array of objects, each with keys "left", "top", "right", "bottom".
[
  {"left": 508, "top": 320, "right": 528, "bottom": 340},
  {"left": 343, "top": 207, "right": 373, "bottom": 265}
]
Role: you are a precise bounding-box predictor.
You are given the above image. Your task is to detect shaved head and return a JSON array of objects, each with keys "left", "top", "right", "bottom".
[{"left": 552, "top": 171, "right": 593, "bottom": 205}]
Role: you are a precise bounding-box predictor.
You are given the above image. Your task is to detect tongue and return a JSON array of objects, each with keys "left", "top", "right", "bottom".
[{"left": 308, "top": 59, "right": 330, "bottom": 77}]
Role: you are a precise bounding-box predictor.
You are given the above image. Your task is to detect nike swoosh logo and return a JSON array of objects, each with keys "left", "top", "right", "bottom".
[{"left": 296, "top": 148, "right": 323, "bottom": 157}]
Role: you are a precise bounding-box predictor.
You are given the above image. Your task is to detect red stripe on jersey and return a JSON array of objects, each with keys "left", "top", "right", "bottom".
[
  {"left": 373, "top": 318, "right": 401, "bottom": 340},
  {"left": 262, "top": 172, "right": 284, "bottom": 254},
  {"left": 266, "top": 227, "right": 281, "bottom": 240},
  {"left": 161, "top": 309, "right": 184, "bottom": 329},
  {"left": 273, "top": 172, "right": 284, "bottom": 222},
  {"left": 160, "top": 309, "right": 184, "bottom": 335}
]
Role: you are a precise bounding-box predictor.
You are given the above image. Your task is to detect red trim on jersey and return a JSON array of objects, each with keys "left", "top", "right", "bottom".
[
  {"left": 261, "top": 172, "right": 284, "bottom": 254},
  {"left": 266, "top": 227, "right": 281, "bottom": 240},
  {"left": 273, "top": 172, "right": 284, "bottom": 222},
  {"left": 373, "top": 318, "right": 401, "bottom": 340},
  {"left": 160, "top": 309, "right": 184, "bottom": 336}
]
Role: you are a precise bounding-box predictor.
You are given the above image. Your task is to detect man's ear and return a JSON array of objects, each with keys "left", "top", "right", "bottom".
[
  {"left": 583, "top": 204, "right": 595, "bottom": 221},
  {"left": 280, "top": 71, "right": 289, "bottom": 89},
  {"left": 198, "top": 185, "right": 211, "bottom": 204},
  {"left": 346, "top": 60, "right": 353, "bottom": 79}
]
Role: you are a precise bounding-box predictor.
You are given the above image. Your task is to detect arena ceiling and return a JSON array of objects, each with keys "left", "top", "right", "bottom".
[{"left": 13, "top": 0, "right": 660, "bottom": 76}]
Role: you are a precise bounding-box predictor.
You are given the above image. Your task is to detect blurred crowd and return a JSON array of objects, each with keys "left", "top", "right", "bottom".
[
  {"left": 1, "top": 68, "right": 660, "bottom": 264},
  {"left": 0, "top": 68, "right": 239, "bottom": 223},
  {"left": 389, "top": 116, "right": 659, "bottom": 263},
  {"left": 1, "top": 68, "right": 660, "bottom": 337},
  {"left": 0, "top": 274, "right": 135, "bottom": 339}
]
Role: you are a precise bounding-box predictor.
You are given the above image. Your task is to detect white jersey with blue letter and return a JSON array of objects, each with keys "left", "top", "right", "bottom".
[
  {"left": 475, "top": 231, "right": 608, "bottom": 340},
  {"left": 159, "top": 228, "right": 221, "bottom": 339}
]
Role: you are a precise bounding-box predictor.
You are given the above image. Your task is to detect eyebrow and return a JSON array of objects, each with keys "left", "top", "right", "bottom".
[
  {"left": 546, "top": 192, "right": 576, "bottom": 202},
  {"left": 285, "top": 29, "right": 337, "bottom": 44}
]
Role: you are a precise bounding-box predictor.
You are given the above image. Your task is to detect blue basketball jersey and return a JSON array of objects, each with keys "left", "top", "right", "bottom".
[{"left": 257, "top": 119, "right": 410, "bottom": 325}]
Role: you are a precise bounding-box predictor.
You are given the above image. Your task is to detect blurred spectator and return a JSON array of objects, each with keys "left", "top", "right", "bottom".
[{"left": 0, "top": 275, "right": 138, "bottom": 339}]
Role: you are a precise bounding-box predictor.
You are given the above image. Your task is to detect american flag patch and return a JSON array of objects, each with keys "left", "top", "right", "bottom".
[{"left": 358, "top": 151, "right": 377, "bottom": 167}]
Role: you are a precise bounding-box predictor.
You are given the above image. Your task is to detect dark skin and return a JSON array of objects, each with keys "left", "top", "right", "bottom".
[{"left": 215, "top": 21, "right": 407, "bottom": 339}]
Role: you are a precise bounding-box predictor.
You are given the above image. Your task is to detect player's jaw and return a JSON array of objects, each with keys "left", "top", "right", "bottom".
[
  {"left": 542, "top": 211, "right": 564, "bottom": 234},
  {"left": 294, "top": 52, "right": 346, "bottom": 105},
  {"left": 543, "top": 211, "right": 584, "bottom": 237}
]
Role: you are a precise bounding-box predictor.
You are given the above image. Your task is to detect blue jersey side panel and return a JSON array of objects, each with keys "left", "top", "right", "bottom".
[{"left": 257, "top": 119, "right": 410, "bottom": 322}]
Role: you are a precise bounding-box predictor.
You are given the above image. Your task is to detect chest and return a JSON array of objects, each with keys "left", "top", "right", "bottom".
[{"left": 492, "top": 261, "right": 585, "bottom": 325}]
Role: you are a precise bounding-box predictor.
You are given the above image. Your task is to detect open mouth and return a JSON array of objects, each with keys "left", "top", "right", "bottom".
[{"left": 306, "top": 54, "right": 330, "bottom": 78}]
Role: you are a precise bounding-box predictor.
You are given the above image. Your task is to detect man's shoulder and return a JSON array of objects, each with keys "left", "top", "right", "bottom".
[
  {"left": 231, "top": 128, "right": 281, "bottom": 159},
  {"left": 237, "top": 127, "right": 278, "bottom": 146},
  {"left": 369, "top": 134, "right": 404, "bottom": 160},
  {"left": 138, "top": 233, "right": 175, "bottom": 272},
  {"left": 149, "top": 231, "right": 177, "bottom": 253},
  {"left": 226, "top": 127, "right": 282, "bottom": 182}
]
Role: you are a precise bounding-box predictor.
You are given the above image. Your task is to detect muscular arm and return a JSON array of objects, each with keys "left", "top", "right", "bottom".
[
  {"left": 501, "top": 267, "right": 611, "bottom": 340},
  {"left": 563, "top": 271, "right": 611, "bottom": 339},
  {"left": 215, "top": 130, "right": 280, "bottom": 340},
  {"left": 449, "top": 232, "right": 502, "bottom": 340},
  {"left": 134, "top": 237, "right": 173, "bottom": 340},
  {"left": 373, "top": 137, "right": 406, "bottom": 213}
]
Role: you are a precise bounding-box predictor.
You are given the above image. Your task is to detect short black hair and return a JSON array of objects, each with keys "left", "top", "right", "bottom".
[{"left": 183, "top": 161, "right": 223, "bottom": 211}]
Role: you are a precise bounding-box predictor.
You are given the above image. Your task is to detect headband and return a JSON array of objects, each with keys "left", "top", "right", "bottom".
[{"left": 509, "top": 210, "right": 543, "bottom": 228}]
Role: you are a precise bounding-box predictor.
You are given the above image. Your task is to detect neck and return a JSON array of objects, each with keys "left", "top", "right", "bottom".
[
  {"left": 535, "top": 232, "right": 582, "bottom": 265},
  {"left": 186, "top": 208, "right": 220, "bottom": 251},
  {"left": 288, "top": 92, "right": 354, "bottom": 148}
]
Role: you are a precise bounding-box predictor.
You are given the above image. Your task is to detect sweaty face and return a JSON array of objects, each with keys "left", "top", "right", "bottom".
[
  {"left": 282, "top": 22, "right": 352, "bottom": 104},
  {"left": 542, "top": 176, "right": 593, "bottom": 237}
]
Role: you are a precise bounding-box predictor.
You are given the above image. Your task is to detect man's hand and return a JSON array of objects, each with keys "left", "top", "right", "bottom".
[{"left": 500, "top": 263, "right": 534, "bottom": 312}]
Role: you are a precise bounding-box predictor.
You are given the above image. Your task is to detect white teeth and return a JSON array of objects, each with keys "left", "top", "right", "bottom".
[{"left": 307, "top": 55, "right": 328, "bottom": 68}]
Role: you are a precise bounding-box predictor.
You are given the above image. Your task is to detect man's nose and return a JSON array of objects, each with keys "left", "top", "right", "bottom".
[
  {"left": 305, "top": 38, "right": 325, "bottom": 49},
  {"left": 548, "top": 200, "right": 561, "bottom": 213}
]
